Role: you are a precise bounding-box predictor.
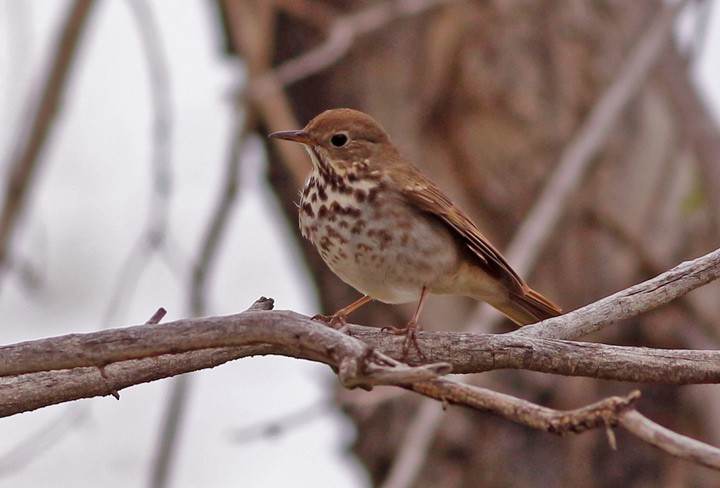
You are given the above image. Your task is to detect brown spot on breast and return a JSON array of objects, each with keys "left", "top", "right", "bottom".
[
  {"left": 351, "top": 219, "right": 367, "bottom": 234},
  {"left": 301, "top": 203, "right": 314, "bottom": 218},
  {"left": 326, "top": 226, "right": 341, "bottom": 240},
  {"left": 311, "top": 193, "right": 317, "bottom": 203},
  {"left": 338, "top": 220, "right": 349, "bottom": 228},
  {"left": 377, "top": 229, "right": 393, "bottom": 250},
  {"left": 318, "top": 205, "right": 328, "bottom": 219},
  {"left": 367, "top": 188, "right": 378, "bottom": 204},
  {"left": 318, "top": 185, "right": 328, "bottom": 201},
  {"left": 354, "top": 189, "right": 366, "bottom": 202},
  {"left": 378, "top": 229, "right": 392, "bottom": 243},
  {"left": 319, "top": 236, "right": 331, "bottom": 251}
]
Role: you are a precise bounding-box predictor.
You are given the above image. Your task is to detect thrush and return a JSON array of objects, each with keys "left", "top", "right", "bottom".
[{"left": 269, "top": 108, "right": 561, "bottom": 335}]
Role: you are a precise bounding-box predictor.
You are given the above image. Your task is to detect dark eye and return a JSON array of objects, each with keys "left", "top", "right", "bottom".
[{"left": 330, "top": 133, "right": 348, "bottom": 147}]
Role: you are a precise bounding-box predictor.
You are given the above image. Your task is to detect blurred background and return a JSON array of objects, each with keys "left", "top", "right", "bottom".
[{"left": 1, "top": 0, "right": 719, "bottom": 486}]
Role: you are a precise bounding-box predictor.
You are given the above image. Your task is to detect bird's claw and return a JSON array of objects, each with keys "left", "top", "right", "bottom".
[
  {"left": 382, "top": 321, "right": 426, "bottom": 362},
  {"left": 313, "top": 313, "right": 351, "bottom": 334}
]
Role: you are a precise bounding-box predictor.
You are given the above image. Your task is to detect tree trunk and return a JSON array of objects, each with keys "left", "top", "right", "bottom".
[{"left": 227, "top": 0, "right": 720, "bottom": 485}]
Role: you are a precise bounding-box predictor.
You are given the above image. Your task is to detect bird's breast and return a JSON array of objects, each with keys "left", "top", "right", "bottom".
[{"left": 297, "top": 169, "right": 460, "bottom": 303}]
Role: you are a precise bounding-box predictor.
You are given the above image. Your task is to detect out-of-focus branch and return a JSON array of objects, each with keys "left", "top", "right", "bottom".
[
  {"left": 659, "top": 46, "right": 720, "bottom": 240},
  {"left": 497, "top": 0, "right": 687, "bottom": 283},
  {"left": 231, "top": 399, "right": 334, "bottom": 444},
  {"left": 250, "top": 0, "right": 459, "bottom": 188},
  {"left": 0, "top": 406, "right": 87, "bottom": 477},
  {"left": 249, "top": 0, "right": 457, "bottom": 101},
  {"left": 0, "top": 0, "right": 95, "bottom": 284},
  {"left": 222, "top": 0, "right": 308, "bottom": 189},
  {"left": 272, "top": 0, "right": 339, "bottom": 29},
  {"left": 189, "top": 112, "right": 251, "bottom": 316}
]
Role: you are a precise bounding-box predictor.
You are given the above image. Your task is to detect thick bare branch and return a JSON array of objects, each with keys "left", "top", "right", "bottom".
[
  {"left": 352, "top": 328, "right": 720, "bottom": 384},
  {"left": 2, "top": 291, "right": 720, "bottom": 470},
  {"left": 515, "top": 246, "right": 720, "bottom": 340}
]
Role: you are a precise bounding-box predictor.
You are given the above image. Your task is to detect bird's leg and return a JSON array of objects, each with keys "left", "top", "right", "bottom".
[
  {"left": 384, "top": 287, "right": 428, "bottom": 361},
  {"left": 313, "top": 295, "right": 374, "bottom": 331}
]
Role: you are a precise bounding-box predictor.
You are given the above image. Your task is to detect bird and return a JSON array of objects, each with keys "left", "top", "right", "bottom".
[{"left": 269, "top": 108, "right": 561, "bottom": 336}]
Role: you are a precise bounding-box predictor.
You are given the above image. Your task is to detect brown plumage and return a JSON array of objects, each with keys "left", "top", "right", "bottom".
[{"left": 270, "top": 108, "right": 561, "bottom": 329}]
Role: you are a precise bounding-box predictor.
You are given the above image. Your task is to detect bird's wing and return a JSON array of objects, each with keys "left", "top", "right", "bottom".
[{"left": 388, "top": 166, "right": 527, "bottom": 294}]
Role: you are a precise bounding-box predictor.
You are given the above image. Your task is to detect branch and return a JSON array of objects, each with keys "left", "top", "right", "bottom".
[
  {"left": 351, "top": 328, "right": 720, "bottom": 384},
  {"left": 0, "top": 0, "right": 95, "bottom": 282},
  {"left": 2, "top": 293, "right": 720, "bottom": 469},
  {"left": 514, "top": 246, "right": 720, "bottom": 340},
  {"left": 619, "top": 410, "right": 720, "bottom": 470},
  {"left": 386, "top": 239, "right": 717, "bottom": 488}
]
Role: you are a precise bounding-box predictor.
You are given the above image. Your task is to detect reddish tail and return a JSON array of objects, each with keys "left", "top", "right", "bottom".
[{"left": 494, "top": 288, "right": 562, "bottom": 326}]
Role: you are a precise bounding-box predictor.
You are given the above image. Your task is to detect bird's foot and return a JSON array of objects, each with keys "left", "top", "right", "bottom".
[
  {"left": 312, "top": 313, "right": 351, "bottom": 334},
  {"left": 382, "top": 320, "right": 426, "bottom": 362}
]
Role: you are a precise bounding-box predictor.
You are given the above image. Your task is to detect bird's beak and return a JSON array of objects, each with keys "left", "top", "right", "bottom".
[{"left": 268, "top": 130, "right": 312, "bottom": 144}]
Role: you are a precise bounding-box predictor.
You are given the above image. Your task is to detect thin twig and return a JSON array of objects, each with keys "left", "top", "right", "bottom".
[{"left": 619, "top": 409, "right": 720, "bottom": 470}]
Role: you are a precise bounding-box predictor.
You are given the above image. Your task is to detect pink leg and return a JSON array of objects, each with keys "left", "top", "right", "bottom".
[
  {"left": 313, "top": 295, "right": 374, "bottom": 328},
  {"left": 385, "top": 287, "right": 428, "bottom": 361}
]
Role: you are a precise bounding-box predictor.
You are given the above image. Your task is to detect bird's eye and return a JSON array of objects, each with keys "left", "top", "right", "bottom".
[{"left": 330, "top": 133, "right": 348, "bottom": 147}]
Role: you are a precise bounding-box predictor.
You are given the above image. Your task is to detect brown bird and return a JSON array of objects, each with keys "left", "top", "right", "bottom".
[{"left": 269, "top": 108, "right": 560, "bottom": 334}]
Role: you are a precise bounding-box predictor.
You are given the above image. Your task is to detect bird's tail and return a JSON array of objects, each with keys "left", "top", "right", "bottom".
[{"left": 493, "top": 288, "right": 562, "bottom": 326}]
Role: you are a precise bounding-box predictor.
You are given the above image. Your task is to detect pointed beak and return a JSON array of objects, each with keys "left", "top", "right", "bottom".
[{"left": 268, "top": 129, "right": 313, "bottom": 144}]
